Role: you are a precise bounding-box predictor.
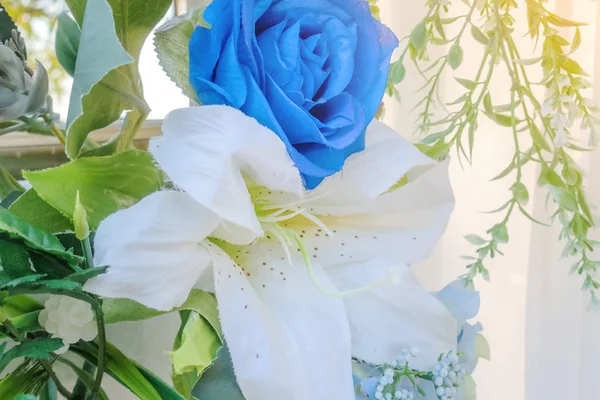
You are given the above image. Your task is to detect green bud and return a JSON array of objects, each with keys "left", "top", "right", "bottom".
[{"left": 74, "top": 191, "right": 90, "bottom": 240}]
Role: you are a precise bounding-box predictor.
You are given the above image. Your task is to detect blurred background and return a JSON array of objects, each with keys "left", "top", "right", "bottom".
[{"left": 1, "top": 0, "right": 600, "bottom": 399}]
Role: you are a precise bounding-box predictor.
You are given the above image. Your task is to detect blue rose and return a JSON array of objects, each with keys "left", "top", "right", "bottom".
[{"left": 189, "top": 0, "right": 398, "bottom": 188}]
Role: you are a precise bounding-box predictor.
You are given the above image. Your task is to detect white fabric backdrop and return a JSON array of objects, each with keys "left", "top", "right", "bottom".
[{"left": 379, "top": 1, "right": 600, "bottom": 399}]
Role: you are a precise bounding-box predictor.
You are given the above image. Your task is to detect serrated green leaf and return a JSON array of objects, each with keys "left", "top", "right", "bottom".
[
  {"left": 464, "top": 234, "right": 486, "bottom": 245},
  {"left": 448, "top": 42, "right": 463, "bottom": 70},
  {"left": 55, "top": 13, "right": 81, "bottom": 77},
  {"left": 155, "top": 5, "right": 210, "bottom": 101},
  {"left": 0, "top": 207, "right": 80, "bottom": 264},
  {"left": 0, "top": 338, "right": 64, "bottom": 374},
  {"left": 65, "top": 0, "right": 135, "bottom": 158},
  {"left": 23, "top": 150, "right": 162, "bottom": 229},
  {"left": 9, "top": 190, "right": 73, "bottom": 234},
  {"left": 0, "top": 240, "right": 31, "bottom": 280},
  {"left": 410, "top": 21, "right": 428, "bottom": 51},
  {"left": 0, "top": 166, "right": 25, "bottom": 200},
  {"left": 66, "top": 266, "right": 108, "bottom": 284}
]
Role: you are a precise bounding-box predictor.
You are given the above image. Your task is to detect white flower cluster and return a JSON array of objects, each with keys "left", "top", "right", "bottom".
[
  {"left": 432, "top": 352, "right": 466, "bottom": 400},
  {"left": 374, "top": 348, "right": 419, "bottom": 400},
  {"left": 38, "top": 295, "right": 97, "bottom": 354}
]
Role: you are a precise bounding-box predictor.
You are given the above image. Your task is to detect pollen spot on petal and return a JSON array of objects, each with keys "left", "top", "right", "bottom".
[{"left": 244, "top": 305, "right": 248, "bottom": 309}]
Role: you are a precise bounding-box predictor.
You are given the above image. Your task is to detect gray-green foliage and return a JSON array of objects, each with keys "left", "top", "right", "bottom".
[{"left": 393, "top": 0, "right": 600, "bottom": 303}]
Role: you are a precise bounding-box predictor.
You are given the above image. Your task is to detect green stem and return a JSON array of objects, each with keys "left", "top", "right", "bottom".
[
  {"left": 72, "top": 361, "right": 95, "bottom": 399},
  {"left": 88, "top": 307, "right": 106, "bottom": 400},
  {"left": 81, "top": 237, "right": 94, "bottom": 270}
]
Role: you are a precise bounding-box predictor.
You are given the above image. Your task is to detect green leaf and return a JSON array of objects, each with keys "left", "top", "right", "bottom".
[
  {"left": 3, "top": 295, "right": 43, "bottom": 318},
  {"left": 546, "top": 12, "right": 586, "bottom": 27},
  {"left": 65, "top": 0, "right": 135, "bottom": 158},
  {"left": 510, "top": 182, "right": 529, "bottom": 206},
  {"left": 448, "top": 42, "right": 463, "bottom": 70},
  {"left": 0, "top": 274, "right": 47, "bottom": 290},
  {"left": 192, "top": 345, "right": 245, "bottom": 400},
  {"left": 0, "top": 361, "right": 48, "bottom": 399},
  {"left": 0, "top": 6, "right": 18, "bottom": 43},
  {"left": 529, "top": 123, "right": 551, "bottom": 152},
  {"left": 13, "top": 395, "right": 38, "bottom": 400},
  {"left": 462, "top": 375, "right": 477, "bottom": 400},
  {"left": 488, "top": 223, "right": 509, "bottom": 244},
  {"left": 550, "top": 187, "right": 578, "bottom": 212},
  {"left": 55, "top": 13, "right": 81, "bottom": 77},
  {"left": 73, "top": 342, "right": 179, "bottom": 400},
  {"left": 484, "top": 111, "right": 518, "bottom": 127},
  {"left": 483, "top": 92, "right": 493, "bottom": 114},
  {"left": 155, "top": 6, "right": 210, "bottom": 101},
  {"left": 9, "top": 190, "right": 73, "bottom": 235},
  {"left": 410, "top": 21, "right": 428, "bottom": 51},
  {"left": 389, "top": 60, "right": 406, "bottom": 85},
  {"left": 0, "top": 207, "right": 81, "bottom": 264},
  {"left": 65, "top": 266, "right": 108, "bottom": 284},
  {"left": 0, "top": 338, "right": 64, "bottom": 374},
  {"left": 471, "top": 25, "right": 489, "bottom": 45},
  {"left": 475, "top": 333, "right": 491, "bottom": 361},
  {"left": 455, "top": 78, "right": 477, "bottom": 90},
  {"left": 104, "top": 290, "right": 222, "bottom": 337},
  {"left": 0, "top": 240, "right": 31, "bottom": 279},
  {"left": 171, "top": 312, "right": 221, "bottom": 376},
  {"left": 559, "top": 57, "right": 589, "bottom": 76},
  {"left": 12, "top": 310, "right": 44, "bottom": 334},
  {"left": 28, "top": 279, "right": 82, "bottom": 291},
  {"left": 464, "top": 234, "right": 486, "bottom": 245},
  {"left": 570, "top": 27, "right": 582, "bottom": 54},
  {"left": 0, "top": 166, "right": 25, "bottom": 200},
  {"left": 23, "top": 150, "right": 162, "bottom": 229}
]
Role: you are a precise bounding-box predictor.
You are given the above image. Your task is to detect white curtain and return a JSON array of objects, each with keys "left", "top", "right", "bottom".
[{"left": 380, "top": 1, "right": 600, "bottom": 399}]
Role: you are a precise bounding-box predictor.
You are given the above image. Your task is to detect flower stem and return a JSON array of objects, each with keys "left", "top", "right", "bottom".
[
  {"left": 81, "top": 237, "right": 94, "bottom": 270},
  {"left": 42, "top": 114, "right": 66, "bottom": 145},
  {"left": 40, "top": 359, "right": 74, "bottom": 399},
  {"left": 88, "top": 307, "right": 106, "bottom": 400}
]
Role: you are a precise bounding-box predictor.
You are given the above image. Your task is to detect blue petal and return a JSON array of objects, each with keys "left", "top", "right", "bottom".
[
  {"left": 436, "top": 280, "right": 481, "bottom": 324},
  {"left": 458, "top": 322, "right": 483, "bottom": 374}
]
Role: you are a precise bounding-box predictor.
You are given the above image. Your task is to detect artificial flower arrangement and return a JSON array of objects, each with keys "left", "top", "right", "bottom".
[{"left": 0, "top": 0, "right": 507, "bottom": 399}]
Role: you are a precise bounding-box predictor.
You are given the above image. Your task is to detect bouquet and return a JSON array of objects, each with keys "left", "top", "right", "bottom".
[{"left": 0, "top": 0, "right": 493, "bottom": 399}]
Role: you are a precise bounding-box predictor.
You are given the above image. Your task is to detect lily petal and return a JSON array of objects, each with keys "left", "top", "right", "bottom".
[
  {"left": 309, "top": 119, "right": 434, "bottom": 204},
  {"left": 151, "top": 106, "right": 304, "bottom": 245},
  {"left": 84, "top": 191, "right": 219, "bottom": 311},
  {"left": 326, "top": 261, "right": 457, "bottom": 370},
  {"left": 207, "top": 240, "right": 354, "bottom": 400}
]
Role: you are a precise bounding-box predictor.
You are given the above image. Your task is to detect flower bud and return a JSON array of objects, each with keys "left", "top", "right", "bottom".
[
  {"left": 0, "top": 43, "right": 48, "bottom": 122},
  {"left": 74, "top": 191, "right": 90, "bottom": 240}
]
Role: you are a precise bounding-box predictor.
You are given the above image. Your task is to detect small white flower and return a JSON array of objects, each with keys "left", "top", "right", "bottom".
[{"left": 38, "top": 296, "right": 97, "bottom": 353}]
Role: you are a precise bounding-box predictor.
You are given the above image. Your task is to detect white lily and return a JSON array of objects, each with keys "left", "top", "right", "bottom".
[{"left": 84, "top": 105, "right": 457, "bottom": 399}]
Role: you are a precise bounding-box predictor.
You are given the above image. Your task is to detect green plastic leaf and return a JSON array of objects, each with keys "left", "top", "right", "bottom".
[
  {"left": 55, "top": 13, "right": 81, "bottom": 77},
  {"left": 570, "top": 27, "right": 581, "bottom": 54},
  {"left": 448, "top": 42, "right": 463, "bottom": 70},
  {"left": 559, "top": 57, "right": 588, "bottom": 76},
  {"left": 171, "top": 312, "right": 220, "bottom": 375},
  {"left": 550, "top": 187, "right": 578, "bottom": 212},
  {"left": 464, "top": 234, "right": 486, "bottom": 246},
  {"left": 155, "top": 5, "right": 209, "bottom": 101},
  {"left": 0, "top": 338, "right": 64, "bottom": 374},
  {"left": 192, "top": 345, "right": 245, "bottom": 400},
  {"left": 471, "top": 25, "right": 489, "bottom": 45},
  {"left": 12, "top": 310, "right": 44, "bottom": 334},
  {"left": 389, "top": 60, "right": 406, "bottom": 85},
  {"left": 0, "top": 360, "right": 49, "bottom": 399},
  {"left": 104, "top": 290, "right": 222, "bottom": 336},
  {"left": 0, "top": 207, "right": 81, "bottom": 264},
  {"left": 0, "top": 274, "right": 47, "bottom": 290},
  {"left": 13, "top": 395, "right": 37, "bottom": 400},
  {"left": 475, "top": 333, "right": 491, "bottom": 361},
  {"left": 3, "top": 295, "right": 43, "bottom": 318},
  {"left": 66, "top": 266, "right": 108, "bottom": 284},
  {"left": 0, "top": 166, "right": 25, "bottom": 200},
  {"left": 73, "top": 342, "right": 181, "bottom": 400},
  {"left": 529, "top": 123, "right": 551, "bottom": 152},
  {"left": 510, "top": 182, "right": 529, "bottom": 206},
  {"left": 487, "top": 223, "right": 509, "bottom": 244},
  {"left": 455, "top": 78, "right": 477, "bottom": 90},
  {"left": 23, "top": 150, "right": 162, "bottom": 229},
  {"left": 65, "top": 0, "right": 134, "bottom": 158},
  {"left": 8, "top": 190, "right": 73, "bottom": 234},
  {"left": 410, "top": 21, "right": 428, "bottom": 51},
  {"left": 0, "top": 240, "right": 31, "bottom": 279}
]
